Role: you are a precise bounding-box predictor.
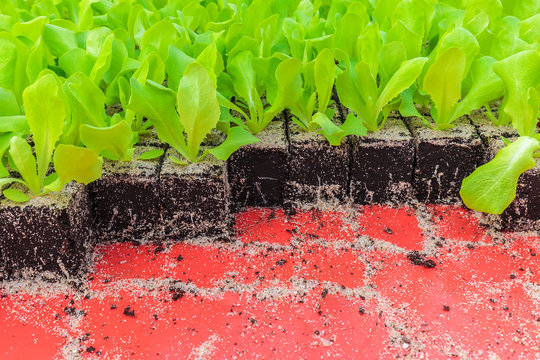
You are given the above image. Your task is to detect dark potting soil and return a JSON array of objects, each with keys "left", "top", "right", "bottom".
[
  {"left": 468, "top": 110, "right": 518, "bottom": 143},
  {"left": 407, "top": 117, "right": 484, "bottom": 204},
  {"left": 286, "top": 110, "right": 349, "bottom": 203},
  {"left": 228, "top": 120, "right": 289, "bottom": 209},
  {"left": 159, "top": 148, "right": 231, "bottom": 239},
  {"left": 407, "top": 251, "right": 437, "bottom": 268},
  {"left": 89, "top": 146, "right": 163, "bottom": 242},
  {"left": 0, "top": 183, "right": 94, "bottom": 278},
  {"left": 350, "top": 117, "right": 415, "bottom": 204}
]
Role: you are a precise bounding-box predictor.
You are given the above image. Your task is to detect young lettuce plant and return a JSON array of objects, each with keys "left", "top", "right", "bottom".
[
  {"left": 335, "top": 51, "right": 428, "bottom": 132},
  {"left": 460, "top": 50, "right": 540, "bottom": 214},
  {"left": 62, "top": 71, "right": 138, "bottom": 162},
  {"left": 278, "top": 49, "right": 367, "bottom": 145},
  {"left": 421, "top": 47, "right": 505, "bottom": 130},
  {"left": 128, "top": 62, "right": 258, "bottom": 164},
  {"left": 0, "top": 72, "right": 102, "bottom": 202},
  {"left": 224, "top": 51, "right": 289, "bottom": 134}
]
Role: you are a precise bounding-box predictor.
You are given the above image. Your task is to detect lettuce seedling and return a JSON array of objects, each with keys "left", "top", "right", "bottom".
[
  {"left": 0, "top": 72, "right": 102, "bottom": 202},
  {"left": 224, "top": 51, "right": 299, "bottom": 134},
  {"left": 460, "top": 50, "right": 540, "bottom": 214},
  {"left": 62, "top": 71, "right": 137, "bottom": 162},
  {"left": 129, "top": 62, "right": 258, "bottom": 164},
  {"left": 417, "top": 27, "right": 505, "bottom": 130},
  {"left": 336, "top": 52, "right": 428, "bottom": 132},
  {"left": 276, "top": 49, "right": 367, "bottom": 145}
]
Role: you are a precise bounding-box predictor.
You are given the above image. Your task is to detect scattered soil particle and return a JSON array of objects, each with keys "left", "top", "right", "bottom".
[
  {"left": 359, "top": 306, "right": 365, "bottom": 315},
  {"left": 64, "top": 307, "right": 77, "bottom": 316},
  {"left": 321, "top": 289, "right": 328, "bottom": 299},
  {"left": 407, "top": 251, "right": 437, "bottom": 268},
  {"left": 123, "top": 306, "right": 135, "bottom": 317},
  {"left": 172, "top": 290, "right": 185, "bottom": 301},
  {"left": 276, "top": 259, "right": 287, "bottom": 266},
  {"left": 284, "top": 207, "right": 297, "bottom": 217},
  {"left": 154, "top": 246, "right": 165, "bottom": 254}
]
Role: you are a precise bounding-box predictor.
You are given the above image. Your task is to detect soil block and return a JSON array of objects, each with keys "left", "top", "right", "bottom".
[
  {"left": 407, "top": 117, "right": 484, "bottom": 204},
  {"left": 350, "top": 117, "right": 415, "bottom": 204},
  {"left": 468, "top": 109, "right": 518, "bottom": 143},
  {"left": 0, "top": 183, "right": 93, "bottom": 279},
  {"left": 227, "top": 119, "right": 288, "bottom": 209},
  {"left": 159, "top": 148, "right": 230, "bottom": 239},
  {"left": 90, "top": 146, "right": 163, "bottom": 242},
  {"left": 286, "top": 109, "right": 348, "bottom": 203},
  {"left": 485, "top": 138, "right": 540, "bottom": 231}
]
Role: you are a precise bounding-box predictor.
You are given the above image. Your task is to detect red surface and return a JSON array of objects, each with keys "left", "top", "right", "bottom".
[{"left": 1, "top": 205, "right": 539, "bottom": 359}]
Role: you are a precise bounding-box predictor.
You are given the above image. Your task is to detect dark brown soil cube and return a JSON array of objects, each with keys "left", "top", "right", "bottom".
[
  {"left": 227, "top": 120, "right": 288, "bottom": 208},
  {"left": 0, "top": 183, "right": 93, "bottom": 279},
  {"left": 350, "top": 117, "right": 414, "bottom": 204},
  {"left": 159, "top": 149, "right": 230, "bottom": 239},
  {"left": 485, "top": 138, "right": 540, "bottom": 231},
  {"left": 90, "top": 146, "right": 163, "bottom": 242},
  {"left": 286, "top": 112, "right": 349, "bottom": 203},
  {"left": 407, "top": 117, "right": 484, "bottom": 203},
  {"left": 468, "top": 109, "right": 518, "bottom": 143}
]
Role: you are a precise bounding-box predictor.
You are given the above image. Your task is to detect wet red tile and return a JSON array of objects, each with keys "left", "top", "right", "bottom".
[
  {"left": 1, "top": 205, "right": 538, "bottom": 359},
  {"left": 429, "top": 205, "right": 492, "bottom": 243},
  {"left": 357, "top": 205, "right": 424, "bottom": 251}
]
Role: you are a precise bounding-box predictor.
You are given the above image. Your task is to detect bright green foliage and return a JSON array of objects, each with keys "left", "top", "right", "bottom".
[
  {"left": 23, "top": 71, "right": 65, "bottom": 187},
  {"left": 54, "top": 144, "right": 103, "bottom": 185},
  {"left": 460, "top": 50, "right": 540, "bottom": 214},
  {"left": 225, "top": 51, "right": 285, "bottom": 134},
  {"left": 0, "top": 0, "right": 538, "bottom": 214},
  {"left": 80, "top": 120, "right": 137, "bottom": 161},
  {"left": 130, "top": 62, "right": 258, "bottom": 163},
  {"left": 460, "top": 136, "right": 539, "bottom": 214},
  {"left": 1, "top": 72, "right": 102, "bottom": 200},
  {"left": 337, "top": 56, "right": 428, "bottom": 132}
]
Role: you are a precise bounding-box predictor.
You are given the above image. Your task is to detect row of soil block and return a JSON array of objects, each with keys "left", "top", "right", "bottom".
[
  {"left": 229, "top": 109, "right": 484, "bottom": 207},
  {"left": 0, "top": 110, "right": 536, "bottom": 279},
  {"left": 228, "top": 107, "right": 537, "bottom": 231},
  {"left": 90, "top": 146, "right": 230, "bottom": 243}
]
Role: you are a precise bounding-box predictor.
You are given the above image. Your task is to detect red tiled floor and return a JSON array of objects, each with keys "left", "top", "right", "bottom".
[
  {"left": 235, "top": 208, "right": 354, "bottom": 245},
  {"left": 428, "top": 204, "right": 493, "bottom": 243},
  {"left": 0, "top": 293, "right": 76, "bottom": 360},
  {"left": 357, "top": 205, "right": 425, "bottom": 251},
  {"left": 1, "top": 206, "right": 539, "bottom": 359},
  {"left": 76, "top": 288, "right": 397, "bottom": 359}
]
